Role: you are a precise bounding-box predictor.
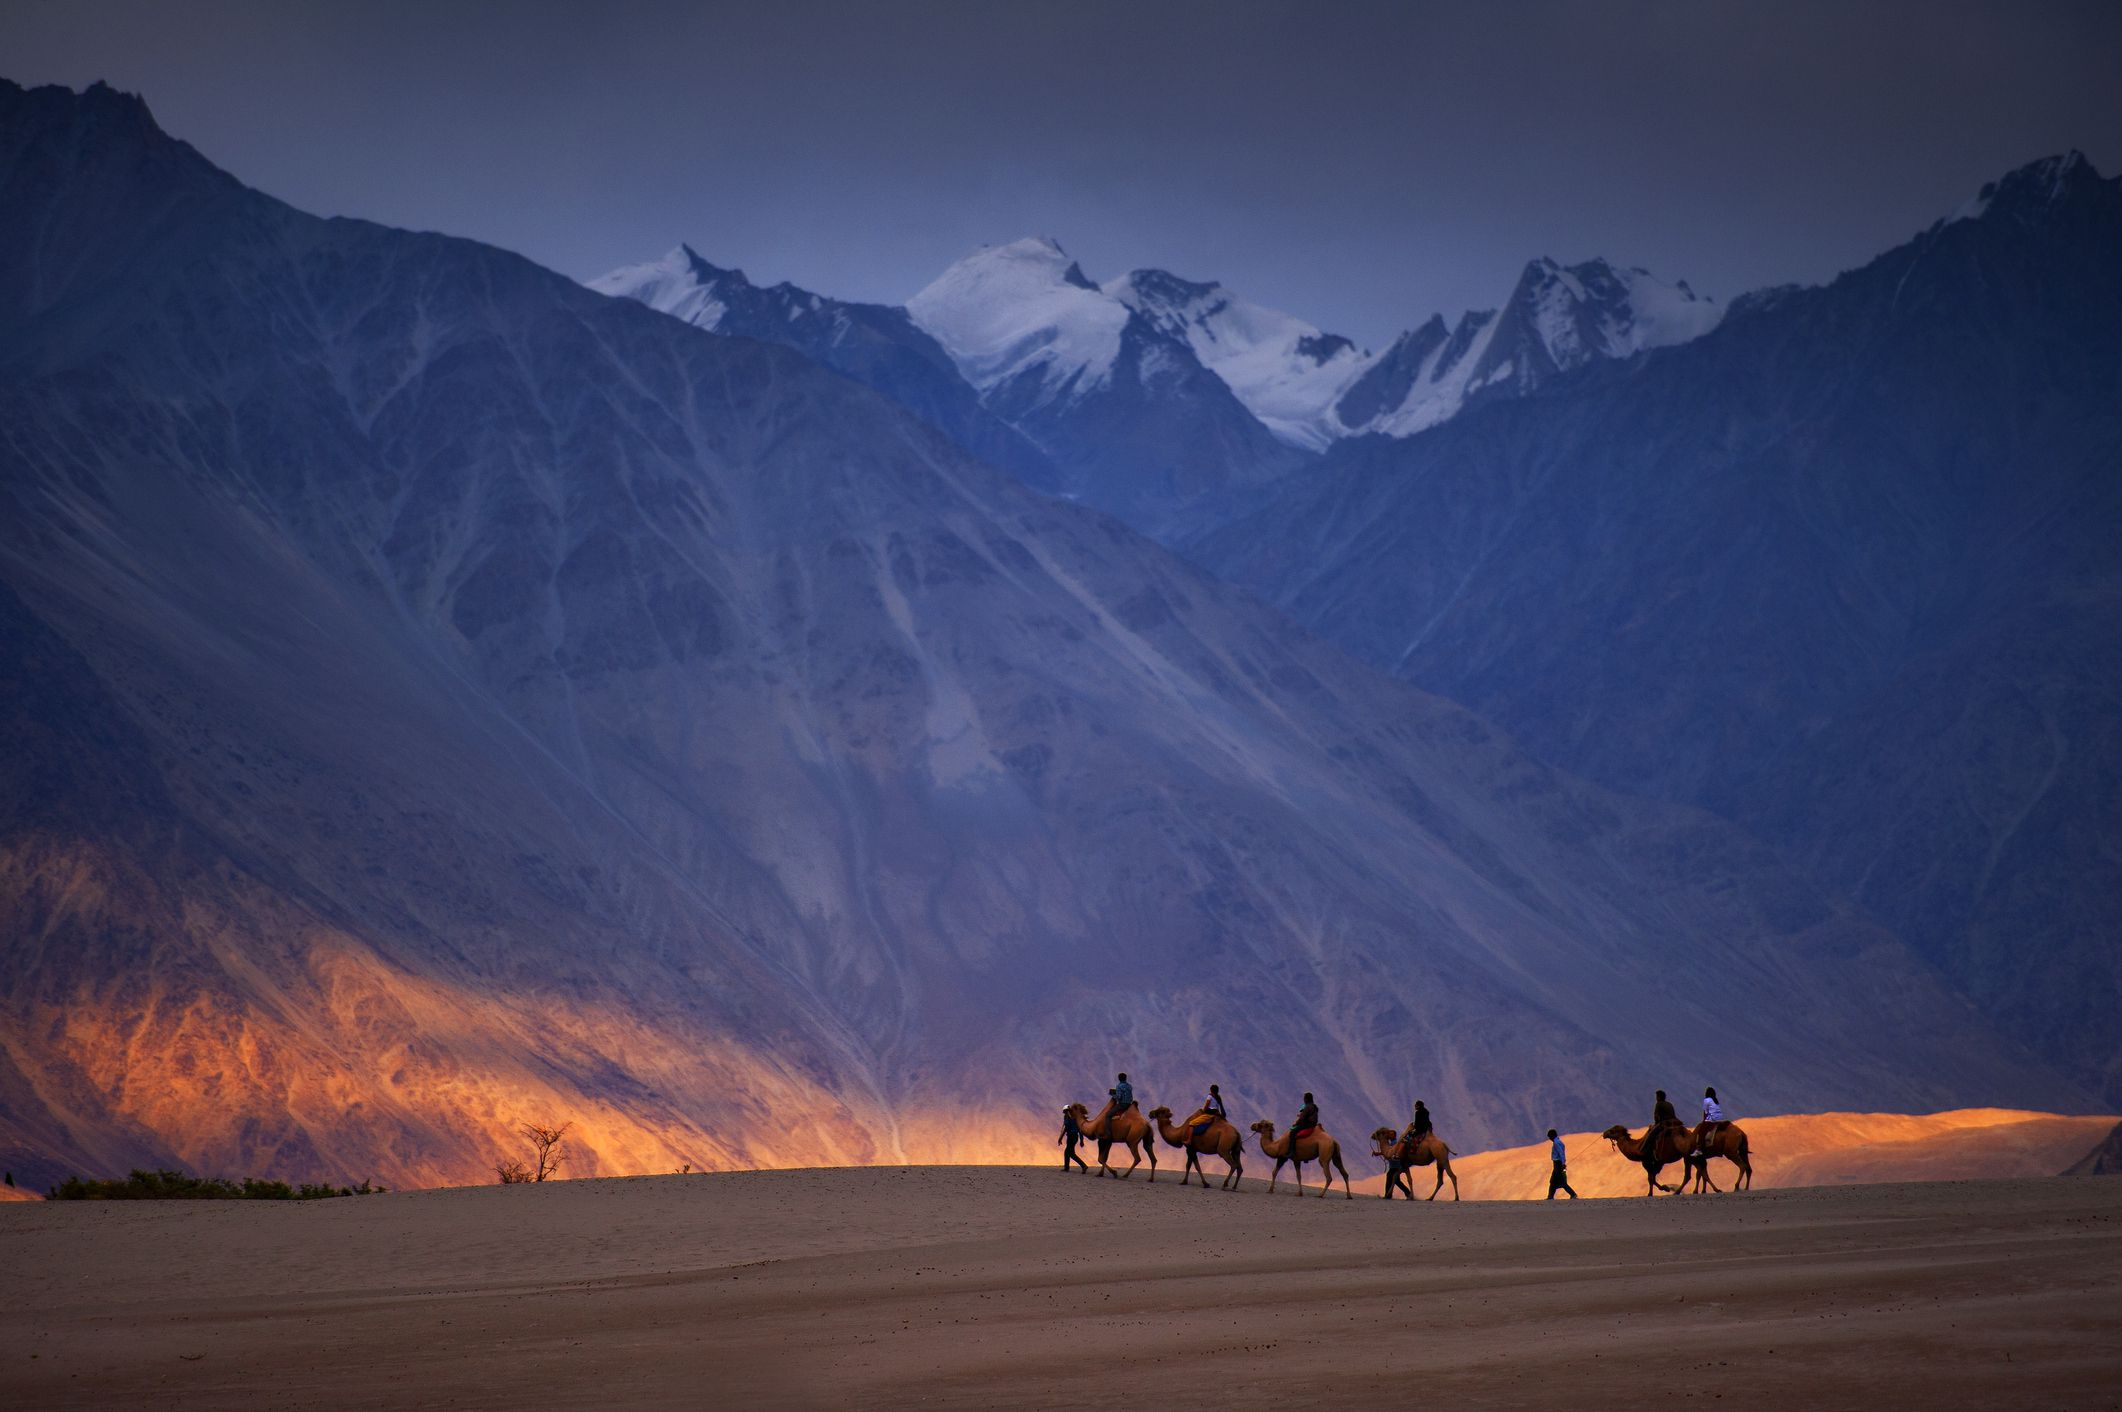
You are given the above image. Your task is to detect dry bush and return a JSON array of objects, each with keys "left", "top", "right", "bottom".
[{"left": 495, "top": 1120, "right": 572, "bottom": 1184}]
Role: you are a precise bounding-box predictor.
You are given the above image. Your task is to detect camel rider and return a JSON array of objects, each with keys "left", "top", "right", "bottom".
[
  {"left": 1113, "top": 1073, "right": 1135, "bottom": 1115},
  {"left": 1290, "top": 1092, "right": 1320, "bottom": 1151},
  {"left": 1191, "top": 1084, "right": 1227, "bottom": 1139},
  {"left": 1696, "top": 1087, "right": 1726, "bottom": 1152},
  {"left": 1648, "top": 1089, "right": 1680, "bottom": 1158},
  {"left": 1400, "top": 1104, "right": 1434, "bottom": 1155}
]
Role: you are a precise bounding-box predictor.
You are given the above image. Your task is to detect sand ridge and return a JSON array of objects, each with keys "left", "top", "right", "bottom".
[
  {"left": 4, "top": 1164, "right": 2120, "bottom": 1409},
  {"left": 1362, "top": 1107, "right": 2122, "bottom": 1199}
]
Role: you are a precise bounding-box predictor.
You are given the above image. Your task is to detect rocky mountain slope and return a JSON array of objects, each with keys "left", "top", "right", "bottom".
[
  {"left": 1198, "top": 152, "right": 2122, "bottom": 1104},
  {"left": 589, "top": 244, "right": 1058, "bottom": 493},
  {"left": 0, "top": 80, "right": 2082, "bottom": 1191}
]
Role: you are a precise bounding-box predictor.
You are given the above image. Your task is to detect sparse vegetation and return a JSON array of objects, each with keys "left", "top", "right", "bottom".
[
  {"left": 497, "top": 1121, "right": 571, "bottom": 1184},
  {"left": 47, "top": 1169, "right": 385, "bottom": 1201}
]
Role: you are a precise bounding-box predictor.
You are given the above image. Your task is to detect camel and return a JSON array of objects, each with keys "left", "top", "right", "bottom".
[
  {"left": 1369, "top": 1127, "right": 1460, "bottom": 1201},
  {"left": 1148, "top": 1107, "right": 1245, "bottom": 1190},
  {"left": 1068, "top": 1101, "right": 1158, "bottom": 1181},
  {"left": 1250, "top": 1120, "right": 1353, "bottom": 1199},
  {"left": 1680, "top": 1121, "right": 1754, "bottom": 1193},
  {"left": 1601, "top": 1124, "right": 1707, "bottom": 1196}
]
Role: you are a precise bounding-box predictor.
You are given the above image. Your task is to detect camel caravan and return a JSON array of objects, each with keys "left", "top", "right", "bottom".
[{"left": 1060, "top": 1077, "right": 1752, "bottom": 1200}]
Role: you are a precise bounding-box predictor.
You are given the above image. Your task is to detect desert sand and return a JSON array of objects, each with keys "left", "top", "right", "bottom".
[
  {"left": 4, "top": 1163, "right": 2120, "bottom": 1410},
  {"left": 1361, "top": 1107, "right": 2122, "bottom": 1199}
]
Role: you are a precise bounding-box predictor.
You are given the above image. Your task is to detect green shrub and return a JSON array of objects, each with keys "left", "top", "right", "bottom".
[{"left": 47, "top": 1169, "right": 387, "bottom": 1200}]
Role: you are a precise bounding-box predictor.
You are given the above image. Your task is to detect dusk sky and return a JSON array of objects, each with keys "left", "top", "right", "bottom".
[{"left": 4, "top": 0, "right": 2120, "bottom": 344}]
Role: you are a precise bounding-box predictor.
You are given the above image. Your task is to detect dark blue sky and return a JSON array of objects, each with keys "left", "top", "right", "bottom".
[{"left": 5, "top": 0, "right": 2119, "bottom": 344}]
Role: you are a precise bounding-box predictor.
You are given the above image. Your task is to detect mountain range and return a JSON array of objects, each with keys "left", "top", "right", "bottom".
[
  {"left": 0, "top": 78, "right": 2090, "bottom": 1191},
  {"left": 1198, "top": 151, "right": 2122, "bottom": 1105},
  {"left": 596, "top": 234, "right": 1720, "bottom": 535}
]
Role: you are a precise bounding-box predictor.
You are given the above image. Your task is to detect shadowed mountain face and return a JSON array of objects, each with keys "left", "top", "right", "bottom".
[
  {"left": 588, "top": 245, "right": 1061, "bottom": 495},
  {"left": 0, "top": 81, "right": 2081, "bottom": 1190},
  {"left": 1197, "top": 153, "right": 2122, "bottom": 1103}
]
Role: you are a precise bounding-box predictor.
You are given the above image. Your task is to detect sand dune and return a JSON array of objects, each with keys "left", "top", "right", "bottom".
[
  {"left": 5, "top": 1163, "right": 2119, "bottom": 1409},
  {"left": 1362, "top": 1107, "right": 2122, "bottom": 1200}
]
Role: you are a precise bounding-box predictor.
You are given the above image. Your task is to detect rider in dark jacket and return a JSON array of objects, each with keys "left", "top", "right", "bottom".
[
  {"left": 1290, "top": 1092, "right": 1319, "bottom": 1150},
  {"left": 1648, "top": 1089, "right": 1680, "bottom": 1157}
]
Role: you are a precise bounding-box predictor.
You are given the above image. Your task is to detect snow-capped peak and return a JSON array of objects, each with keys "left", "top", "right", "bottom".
[
  {"left": 906, "top": 238, "right": 1129, "bottom": 395},
  {"left": 1517, "top": 257, "right": 1723, "bottom": 370},
  {"left": 1107, "top": 268, "right": 1373, "bottom": 451},
  {"left": 1334, "top": 257, "right": 1719, "bottom": 440},
  {"left": 587, "top": 244, "right": 749, "bottom": 330}
]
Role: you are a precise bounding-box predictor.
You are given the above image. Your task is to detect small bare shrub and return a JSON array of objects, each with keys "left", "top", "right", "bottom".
[{"left": 495, "top": 1120, "right": 571, "bottom": 1184}]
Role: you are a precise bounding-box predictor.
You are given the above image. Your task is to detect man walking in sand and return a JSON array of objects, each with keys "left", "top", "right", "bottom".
[
  {"left": 1546, "top": 1128, "right": 1578, "bottom": 1199},
  {"left": 1059, "top": 1105, "right": 1088, "bottom": 1172}
]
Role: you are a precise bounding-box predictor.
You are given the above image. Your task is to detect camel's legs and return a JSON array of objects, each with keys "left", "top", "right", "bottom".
[{"left": 1428, "top": 1167, "right": 1444, "bottom": 1201}]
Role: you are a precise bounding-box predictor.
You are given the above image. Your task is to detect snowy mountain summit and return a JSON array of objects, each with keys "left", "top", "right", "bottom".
[
  {"left": 587, "top": 244, "right": 746, "bottom": 328},
  {"left": 907, "top": 242, "right": 1719, "bottom": 450},
  {"left": 1107, "top": 268, "right": 1373, "bottom": 451},
  {"left": 592, "top": 235, "right": 1720, "bottom": 531},
  {"left": 1335, "top": 257, "right": 1722, "bottom": 437},
  {"left": 905, "top": 237, "right": 1130, "bottom": 400}
]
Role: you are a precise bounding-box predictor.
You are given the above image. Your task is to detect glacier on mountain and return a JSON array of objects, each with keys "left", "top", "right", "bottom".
[{"left": 904, "top": 237, "right": 1128, "bottom": 399}]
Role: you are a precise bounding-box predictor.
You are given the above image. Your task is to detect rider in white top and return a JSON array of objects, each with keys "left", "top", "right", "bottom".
[{"left": 1702, "top": 1088, "right": 1724, "bottom": 1123}]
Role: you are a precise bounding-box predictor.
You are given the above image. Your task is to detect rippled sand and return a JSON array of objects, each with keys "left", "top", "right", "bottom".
[{"left": 5, "top": 1165, "right": 2119, "bottom": 1409}]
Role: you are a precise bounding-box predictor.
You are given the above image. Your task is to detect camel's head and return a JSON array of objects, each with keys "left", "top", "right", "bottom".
[
  {"left": 1370, "top": 1127, "right": 1400, "bottom": 1154},
  {"left": 1249, "top": 1119, "right": 1276, "bottom": 1136},
  {"left": 1147, "top": 1106, "right": 1173, "bottom": 1122},
  {"left": 1601, "top": 1124, "right": 1631, "bottom": 1143},
  {"left": 1065, "top": 1102, "right": 1089, "bottom": 1121}
]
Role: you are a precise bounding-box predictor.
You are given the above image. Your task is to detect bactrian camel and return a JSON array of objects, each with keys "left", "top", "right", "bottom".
[
  {"left": 1680, "top": 1122, "right": 1754, "bottom": 1193},
  {"left": 1250, "top": 1120, "right": 1353, "bottom": 1199},
  {"left": 1601, "top": 1124, "right": 1709, "bottom": 1196},
  {"left": 1369, "top": 1127, "right": 1460, "bottom": 1201},
  {"left": 1069, "top": 1100, "right": 1158, "bottom": 1181},
  {"left": 1147, "top": 1106, "right": 1245, "bottom": 1190}
]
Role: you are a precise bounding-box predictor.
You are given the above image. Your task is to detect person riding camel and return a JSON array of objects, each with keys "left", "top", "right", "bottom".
[
  {"left": 1113, "top": 1073, "right": 1135, "bottom": 1115},
  {"left": 1647, "top": 1088, "right": 1680, "bottom": 1156},
  {"left": 1291, "top": 1092, "right": 1320, "bottom": 1145},
  {"left": 1188, "top": 1084, "right": 1227, "bottom": 1140},
  {"left": 1403, "top": 1100, "right": 1433, "bottom": 1157},
  {"left": 1695, "top": 1086, "right": 1727, "bottom": 1152}
]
